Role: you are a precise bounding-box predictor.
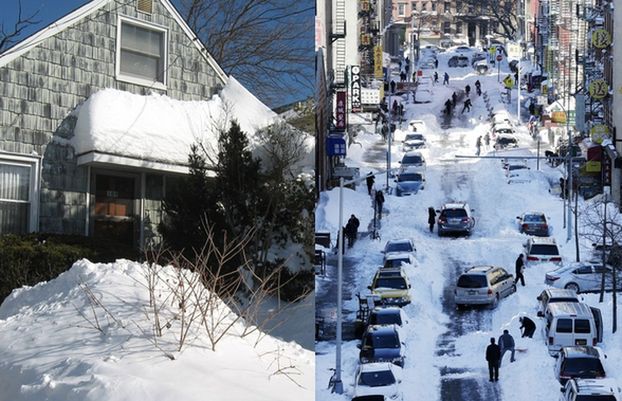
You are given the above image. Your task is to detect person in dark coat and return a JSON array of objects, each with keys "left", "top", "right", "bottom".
[
  {"left": 461, "top": 98, "right": 472, "bottom": 114},
  {"left": 486, "top": 337, "right": 501, "bottom": 382},
  {"left": 465, "top": 84, "right": 471, "bottom": 96},
  {"left": 434, "top": 58, "right": 439, "bottom": 69},
  {"left": 515, "top": 254, "right": 525, "bottom": 286},
  {"left": 520, "top": 316, "right": 536, "bottom": 338},
  {"left": 444, "top": 99, "right": 452, "bottom": 115},
  {"left": 400, "top": 71, "right": 406, "bottom": 82},
  {"left": 390, "top": 80, "right": 396, "bottom": 93},
  {"left": 498, "top": 329, "right": 516, "bottom": 365},
  {"left": 428, "top": 207, "right": 436, "bottom": 233},
  {"left": 375, "top": 190, "right": 385, "bottom": 220},
  {"left": 346, "top": 215, "right": 360, "bottom": 247},
  {"left": 443, "top": 72, "right": 449, "bottom": 85},
  {"left": 451, "top": 92, "right": 457, "bottom": 107},
  {"left": 434, "top": 71, "right": 439, "bottom": 84},
  {"left": 366, "top": 172, "right": 375, "bottom": 195}
]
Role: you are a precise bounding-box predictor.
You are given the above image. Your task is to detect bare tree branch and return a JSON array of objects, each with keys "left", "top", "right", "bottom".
[{"left": 0, "top": 1, "right": 41, "bottom": 53}]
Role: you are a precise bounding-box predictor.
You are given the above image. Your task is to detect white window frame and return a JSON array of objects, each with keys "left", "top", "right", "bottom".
[
  {"left": 0, "top": 153, "right": 41, "bottom": 233},
  {"left": 115, "top": 16, "right": 168, "bottom": 90},
  {"left": 398, "top": 2, "right": 406, "bottom": 16}
]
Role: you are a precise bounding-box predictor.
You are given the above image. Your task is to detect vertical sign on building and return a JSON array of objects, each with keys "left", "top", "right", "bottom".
[
  {"left": 335, "top": 90, "right": 347, "bottom": 131},
  {"left": 350, "top": 65, "right": 362, "bottom": 112},
  {"left": 374, "top": 45, "right": 383, "bottom": 78}
]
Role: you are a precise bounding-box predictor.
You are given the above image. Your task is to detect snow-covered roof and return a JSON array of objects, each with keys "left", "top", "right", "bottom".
[
  {"left": 72, "top": 77, "right": 276, "bottom": 171},
  {"left": 0, "top": 0, "right": 227, "bottom": 82}
]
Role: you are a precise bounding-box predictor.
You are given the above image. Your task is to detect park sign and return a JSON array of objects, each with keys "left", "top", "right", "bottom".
[{"left": 350, "top": 65, "right": 362, "bottom": 112}]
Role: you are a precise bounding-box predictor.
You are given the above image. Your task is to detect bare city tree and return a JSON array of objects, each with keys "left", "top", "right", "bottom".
[
  {"left": 180, "top": 0, "right": 314, "bottom": 106},
  {"left": 580, "top": 195, "right": 620, "bottom": 333},
  {"left": 458, "top": 0, "right": 519, "bottom": 40},
  {"left": 0, "top": 1, "right": 40, "bottom": 53}
]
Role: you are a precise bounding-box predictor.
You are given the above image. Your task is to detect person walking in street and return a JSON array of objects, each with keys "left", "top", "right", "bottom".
[
  {"left": 519, "top": 316, "right": 536, "bottom": 338},
  {"left": 515, "top": 254, "right": 525, "bottom": 286},
  {"left": 366, "top": 172, "right": 375, "bottom": 195},
  {"left": 375, "top": 190, "right": 385, "bottom": 220},
  {"left": 428, "top": 207, "right": 436, "bottom": 233},
  {"left": 346, "top": 214, "right": 360, "bottom": 248},
  {"left": 461, "top": 98, "right": 472, "bottom": 114},
  {"left": 486, "top": 337, "right": 501, "bottom": 382},
  {"left": 400, "top": 71, "right": 406, "bottom": 82},
  {"left": 433, "top": 71, "right": 439, "bottom": 84},
  {"left": 465, "top": 84, "right": 471, "bottom": 97},
  {"left": 484, "top": 132, "right": 490, "bottom": 146},
  {"left": 405, "top": 63, "right": 410, "bottom": 78},
  {"left": 475, "top": 80, "right": 482, "bottom": 96},
  {"left": 451, "top": 92, "right": 457, "bottom": 107},
  {"left": 443, "top": 72, "right": 449, "bottom": 85},
  {"left": 444, "top": 99, "right": 453, "bottom": 115},
  {"left": 434, "top": 58, "right": 439, "bottom": 69},
  {"left": 392, "top": 100, "right": 398, "bottom": 116},
  {"left": 498, "top": 329, "right": 516, "bottom": 366},
  {"left": 390, "top": 80, "right": 396, "bottom": 94},
  {"left": 475, "top": 136, "right": 482, "bottom": 156}
]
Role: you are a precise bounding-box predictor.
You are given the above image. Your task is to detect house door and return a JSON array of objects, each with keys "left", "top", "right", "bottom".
[{"left": 93, "top": 173, "right": 137, "bottom": 245}]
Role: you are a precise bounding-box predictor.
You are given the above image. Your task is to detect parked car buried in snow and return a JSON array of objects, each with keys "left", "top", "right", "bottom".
[
  {"left": 368, "top": 267, "right": 412, "bottom": 306},
  {"left": 353, "top": 362, "right": 403, "bottom": 401},
  {"left": 454, "top": 265, "right": 516, "bottom": 308},
  {"left": 448, "top": 55, "right": 469, "bottom": 67},
  {"left": 554, "top": 346, "right": 607, "bottom": 386},
  {"left": 517, "top": 212, "right": 550, "bottom": 236},
  {"left": 524, "top": 237, "right": 562, "bottom": 265},
  {"left": 358, "top": 325, "right": 406, "bottom": 367},
  {"left": 394, "top": 170, "right": 425, "bottom": 196},
  {"left": 402, "top": 133, "right": 426, "bottom": 151},
  {"left": 437, "top": 202, "right": 475, "bottom": 236}
]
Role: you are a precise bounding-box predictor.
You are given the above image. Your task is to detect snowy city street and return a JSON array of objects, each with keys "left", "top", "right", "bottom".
[{"left": 315, "top": 46, "right": 622, "bottom": 401}]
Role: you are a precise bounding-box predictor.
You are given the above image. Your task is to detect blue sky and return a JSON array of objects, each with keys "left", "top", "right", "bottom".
[{"left": 0, "top": 0, "right": 313, "bottom": 108}]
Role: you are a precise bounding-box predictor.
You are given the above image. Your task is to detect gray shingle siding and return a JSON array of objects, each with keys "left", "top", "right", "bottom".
[{"left": 0, "top": 0, "right": 226, "bottom": 236}]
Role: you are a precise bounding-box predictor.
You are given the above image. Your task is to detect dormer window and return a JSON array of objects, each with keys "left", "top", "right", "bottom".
[{"left": 116, "top": 17, "right": 167, "bottom": 89}]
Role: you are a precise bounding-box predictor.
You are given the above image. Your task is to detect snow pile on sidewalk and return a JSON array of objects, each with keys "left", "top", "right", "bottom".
[
  {"left": 0, "top": 259, "right": 313, "bottom": 401},
  {"left": 72, "top": 77, "right": 276, "bottom": 165}
]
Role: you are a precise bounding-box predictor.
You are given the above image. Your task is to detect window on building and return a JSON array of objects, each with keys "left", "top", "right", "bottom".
[
  {"left": 0, "top": 155, "right": 39, "bottom": 234},
  {"left": 456, "top": 0, "right": 462, "bottom": 11},
  {"left": 443, "top": 21, "right": 451, "bottom": 34},
  {"left": 117, "top": 17, "right": 167, "bottom": 88},
  {"left": 431, "top": 2, "right": 436, "bottom": 11},
  {"left": 444, "top": 2, "right": 450, "bottom": 12},
  {"left": 398, "top": 2, "right": 406, "bottom": 16},
  {"left": 412, "top": 1, "right": 417, "bottom": 12},
  {"left": 456, "top": 22, "right": 463, "bottom": 34}
]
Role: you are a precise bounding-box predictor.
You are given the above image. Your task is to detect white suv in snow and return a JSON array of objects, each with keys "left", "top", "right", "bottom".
[
  {"left": 353, "top": 362, "right": 403, "bottom": 401},
  {"left": 560, "top": 378, "right": 621, "bottom": 401}
]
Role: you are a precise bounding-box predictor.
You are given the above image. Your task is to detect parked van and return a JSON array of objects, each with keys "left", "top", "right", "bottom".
[{"left": 543, "top": 302, "right": 603, "bottom": 355}]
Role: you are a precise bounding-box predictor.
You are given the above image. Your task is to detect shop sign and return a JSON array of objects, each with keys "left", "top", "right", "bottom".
[
  {"left": 374, "top": 45, "right": 383, "bottom": 78},
  {"left": 592, "top": 29, "right": 611, "bottom": 49},
  {"left": 335, "top": 90, "right": 347, "bottom": 130},
  {"left": 350, "top": 66, "right": 361, "bottom": 112},
  {"left": 590, "top": 124, "right": 609, "bottom": 144},
  {"left": 589, "top": 79, "right": 608, "bottom": 100}
]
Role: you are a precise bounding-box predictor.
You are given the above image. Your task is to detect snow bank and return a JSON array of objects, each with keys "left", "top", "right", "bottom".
[
  {"left": 0, "top": 259, "right": 313, "bottom": 401},
  {"left": 72, "top": 77, "right": 276, "bottom": 165}
]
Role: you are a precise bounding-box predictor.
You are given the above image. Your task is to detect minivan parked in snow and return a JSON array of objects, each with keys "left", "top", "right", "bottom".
[
  {"left": 543, "top": 302, "right": 603, "bottom": 355},
  {"left": 454, "top": 266, "right": 515, "bottom": 308}
]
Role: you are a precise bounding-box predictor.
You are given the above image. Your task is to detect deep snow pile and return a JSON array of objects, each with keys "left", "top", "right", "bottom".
[
  {"left": 0, "top": 260, "right": 313, "bottom": 401},
  {"left": 72, "top": 77, "right": 276, "bottom": 165},
  {"left": 315, "top": 47, "right": 622, "bottom": 401}
]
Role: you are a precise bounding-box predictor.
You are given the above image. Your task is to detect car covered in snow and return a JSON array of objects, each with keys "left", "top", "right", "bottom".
[
  {"left": 545, "top": 262, "right": 622, "bottom": 294},
  {"left": 517, "top": 212, "right": 549, "bottom": 236},
  {"left": 494, "top": 133, "right": 519, "bottom": 150},
  {"left": 368, "top": 267, "right": 411, "bottom": 306},
  {"left": 398, "top": 151, "right": 426, "bottom": 171},
  {"left": 454, "top": 265, "right": 516, "bottom": 308},
  {"left": 353, "top": 362, "right": 403, "bottom": 401},
  {"left": 436, "top": 201, "right": 475, "bottom": 236},
  {"left": 394, "top": 170, "right": 425, "bottom": 196},
  {"left": 414, "top": 88, "right": 432, "bottom": 103},
  {"left": 560, "top": 378, "right": 621, "bottom": 401},
  {"left": 358, "top": 325, "right": 406, "bottom": 367},
  {"left": 536, "top": 288, "right": 580, "bottom": 318},
  {"left": 448, "top": 55, "right": 469, "bottom": 67},
  {"left": 554, "top": 346, "right": 607, "bottom": 386},
  {"left": 402, "top": 133, "right": 426, "bottom": 151},
  {"left": 383, "top": 252, "right": 416, "bottom": 269},
  {"left": 524, "top": 237, "right": 562, "bottom": 264},
  {"left": 418, "top": 58, "right": 436, "bottom": 70},
  {"left": 383, "top": 239, "right": 416, "bottom": 258},
  {"left": 368, "top": 307, "right": 409, "bottom": 328}
]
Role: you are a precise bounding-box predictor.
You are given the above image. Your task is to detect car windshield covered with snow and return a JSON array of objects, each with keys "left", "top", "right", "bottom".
[
  {"left": 397, "top": 172, "right": 423, "bottom": 182},
  {"left": 364, "top": 331, "right": 400, "bottom": 348},
  {"left": 530, "top": 244, "right": 560, "bottom": 255},
  {"left": 457, "top": 274, "right": 488, "bottom": 288},
  {"left": 358, "top": 369, "right": 397, "bottom": 387},
  {"left": 401, "top": 154, "right": 423, "bottom": 165},
  {"left": 405, "top": 133, "right": 424, "bottom": 142},
  {"left": 384, "top": 240, "right": 415, "bottom": 254}
]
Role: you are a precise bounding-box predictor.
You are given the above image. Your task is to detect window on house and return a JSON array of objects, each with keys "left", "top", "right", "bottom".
[
  {"left": 431, "top": 2, "right": 436, "bottom": 11},
  {"left": 443, "top": 21, "right": 451, "bottom": 34},
  {"left": 456, "top": 22, "right": 463, "bottom": 34},
  {"left": 398, "top": 3, "right": 406, "bottom": 16},
  {"left": 0, "top": 156, "right": 39, "bottom": 234},
  {"left": 444, "top": 2, "right": 450, "bottom": 12},
  {"left": 117, "top": 18, "right": 167, "bottom": 87}
]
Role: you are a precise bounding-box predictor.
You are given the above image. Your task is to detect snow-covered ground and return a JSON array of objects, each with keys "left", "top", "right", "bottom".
[
  {"left": 0, "top": 260, "right": 313, "bottom": 401},
  {"left": 316, "top": 47, "right": 622, "bottom": 400}
]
